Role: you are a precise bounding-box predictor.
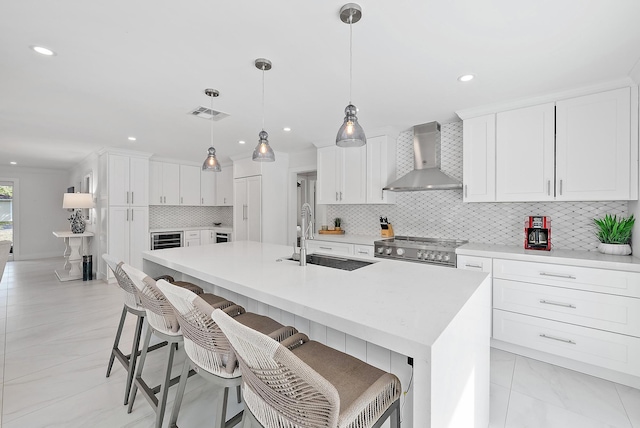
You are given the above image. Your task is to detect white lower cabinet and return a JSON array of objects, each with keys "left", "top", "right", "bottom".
[
  {"left": 184, "top": 230, "right": 201, "bottom": 247},
  {"left": 234, "top": 176, "right": 261, "bottom": 242},
  {"left": 457, "top": 255, "right": 492, "bottom": 274},
  {"left": 353, "top": 244, "right": 374, "bottom": 258},
  {"left": 108, "top": 206, "right": 149, "bottom": 270},
  {"left": 306, "top": 240, "right": 353, "bottom": 256},
  {"left": 493, "top": 309, "right": 640, "bottom": 377},
  {"left": 491, "top": 258, "right": 640, "bottom": 378},
  {"left": 201, "top": 229, "right": 215, "bottom": 245}
]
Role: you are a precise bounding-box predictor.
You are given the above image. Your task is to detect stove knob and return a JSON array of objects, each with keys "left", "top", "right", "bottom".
[
  {"left": 377, "top": 247, "right": 384, "bottom": 254},
  {"left": 416, "top": 250, "right": 423, "bottom": 258},
  {"left": 443, "top": 254, "right": 451, "bottom": 262},
  {"left": 396, "top": 248, "right": 405, "bottom": 256},
  {"left": 428, "top": 253, "right": 436, "bottom": 260},
  {"left": 385, "top": 248, "right": 393, "bottom": 255},
  {"left": 436, "top": 254, "right": 443, "bottom": 261}
]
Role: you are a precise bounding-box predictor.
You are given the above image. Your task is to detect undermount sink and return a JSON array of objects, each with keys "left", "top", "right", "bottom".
[{"left": 289, "top": 254, "right": 375, "bottom": 271}]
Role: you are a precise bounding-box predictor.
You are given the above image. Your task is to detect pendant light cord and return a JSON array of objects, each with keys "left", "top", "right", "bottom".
[
  {"left": 261, "top": 65, "right": 266, "bottom": 131},
  {"left": 210, "top": 93, "right": 214, "bottom": 146},
  {"left": 349, "top": 12, "right": 353, "bottom": 104}
]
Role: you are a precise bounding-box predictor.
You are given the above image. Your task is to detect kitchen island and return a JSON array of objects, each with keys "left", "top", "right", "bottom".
[{"left": 142, "top": 241, "right": 491, "bottom": 427}]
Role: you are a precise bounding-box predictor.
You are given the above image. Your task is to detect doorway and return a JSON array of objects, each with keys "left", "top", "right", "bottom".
[
  {"left": 0, "top": 181, "right": 14, "bottom": 260},
  {"left": 297, "top": 172, "right": 317, "bottom": 246}
]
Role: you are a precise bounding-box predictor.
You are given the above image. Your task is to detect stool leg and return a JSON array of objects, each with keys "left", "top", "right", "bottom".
[
  {"left": 236, "top": 385, "right": 242, "bottom": 404},
  {"left": 391, "top": 401, "right": 400, "bottom": 428},
  {"left": 106, "top": 306, "right": 127, "bottom": 377},
  {"left": 127, "top": 322, "right": 152, "bottom": 413},
  {"left": 155, "top": 342, "right": 178, "bottom": 428},
  {"left": 124, "top": 313, "right": 144, "bottom": 405},
  {"left": 214, "top": 386, "right": 230, "bottom": 428},
  {"left": 168, "top": 356, "right": 191, "bottom": 428}
]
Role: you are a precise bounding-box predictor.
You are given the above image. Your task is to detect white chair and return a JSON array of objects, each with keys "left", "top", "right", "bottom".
[
  {"left": 122, "top": 264, "right": 234, "bottom": 428},
  {"left": 156, "top": 280, "right": 298, "bottom": 428},
  {"left": 212, "top": 308, "right": 402, "bottom": 428},
  {"left": 0, "top": 240, "right": 11, "bottom": 283}
]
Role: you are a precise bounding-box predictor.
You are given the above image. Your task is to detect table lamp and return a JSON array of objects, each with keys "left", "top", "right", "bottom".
[{"left": 63, "top": 193, "right": 94, "bottom": 233}]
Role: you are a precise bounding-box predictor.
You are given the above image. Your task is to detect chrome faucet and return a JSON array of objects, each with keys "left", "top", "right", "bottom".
[{"left": 299, "top": 202, "right": 314, "bottom": 266}]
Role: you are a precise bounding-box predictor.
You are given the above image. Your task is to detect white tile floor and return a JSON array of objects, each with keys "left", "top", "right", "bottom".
[{"left": 0, "top": 258, "right": 638, "bottom": 428}]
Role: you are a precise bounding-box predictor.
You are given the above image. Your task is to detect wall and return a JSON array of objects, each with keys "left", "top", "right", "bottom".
[
  {"left": 149, "top": 206, "right": 232, "bottom": 229},
  {"left": 0, "top": 167, "right": 70, "bottom": 260},
  {"left": 327, "top": 122, "right": 629, "bottom": 251}
]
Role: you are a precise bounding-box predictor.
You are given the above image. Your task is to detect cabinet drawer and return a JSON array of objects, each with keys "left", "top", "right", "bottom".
[
  {"left": 457, "top": 255, "right": 492, "bottom": 274},
  {"left": 493, "top": 309, "right": 640, "bottom": 377},
  {"left": 306, "top": 241, "right": 353, "bottom": 256},
  {"left": 184, "top": 230, "right": 200, "bottom": 239},
  {"left": 494, "top": 278, "right": 640, "bottom": 337},
  {"left": 353, "top": 245, "right": 374, "bottom": 258},
  {"left": 493, "top": 258, "right": 640, "bottom": 298}
]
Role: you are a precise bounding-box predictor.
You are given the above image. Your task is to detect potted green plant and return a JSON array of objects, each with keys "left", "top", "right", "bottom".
[
  {"left": 334, "top": 217, "right": 342, "bottom": 231},
  {"left": 594, "top": 214, "right": 635, "bottom": 255}
]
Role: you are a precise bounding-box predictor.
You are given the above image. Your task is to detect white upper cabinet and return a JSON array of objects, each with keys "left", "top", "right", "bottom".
[
  {"left": 462, "top": 114, "right": 496, "bottom": 202},
  {"left": 149, "top": 161, "right": 179, "bottom": 205},
  {"left": 496, "top": 103, "right": 555, "bottom": 201},
  {"left": 109, "top": 155, "right": 149, "bottom": 206},
  {"left": 216, "top": 167, "right": 233, "bottom": 206},
  {"left": 179, "top": 165, "right": 201, "bottom": 205},
  {"left": 317, "top": 145, "right": 366, "bottom": 204},
  {"left": 200, "top": 170, "right": 217, "bottom": 206},
  {"left": 556, "top": 87, "right": 632, "bottom": 201},
  {"left": 366, "top": 135, "right": 396, "bottom": 204},
  {"left": 461, "top": 85, "right": 638, "bottom": 203}
]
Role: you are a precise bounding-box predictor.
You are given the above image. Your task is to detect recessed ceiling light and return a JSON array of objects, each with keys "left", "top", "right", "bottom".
[
  {"left": 10, "top": 161, "right": 17, "bottom": 165},
  {"left": 30, "top": 45, "right": 56, "bottom": 56},
  {"left": 458, "top": 74, "right": 475, "bottom": 82},
  {"left": 283, "top": 127, "right": 291, "bottom": 132},
  {"left": 238, "top": 140, "right": 246, "bottom": 145},
  {"left": 128, "top": 136, "right": 137, "bottom": 141}
]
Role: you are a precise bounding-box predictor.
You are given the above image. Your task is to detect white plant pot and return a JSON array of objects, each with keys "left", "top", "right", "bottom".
[{"left": 597, "top": 243, "right": 632, "bottom": 255}]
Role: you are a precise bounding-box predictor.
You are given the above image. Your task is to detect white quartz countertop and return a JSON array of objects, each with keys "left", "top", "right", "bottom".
[
  {"left": 150, "top": 226, "right": 233, "bottom": 234},
  {"left": 143, "top": 241, "right": 488, "bottom": 358},
  {"left": 457, "top": 243, "right": 640, "bottom": 272},
  {"left": 311, "top": 234, "right": 379, "bottom": 246}
]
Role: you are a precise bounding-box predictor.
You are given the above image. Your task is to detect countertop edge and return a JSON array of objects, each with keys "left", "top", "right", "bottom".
[{"left": 456, "top": 243, "right": 640, "bottom": 272}]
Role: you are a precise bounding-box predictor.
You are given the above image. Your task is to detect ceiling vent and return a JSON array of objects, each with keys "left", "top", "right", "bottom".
[{"left": 188, "top": 106, "right": 229, "bottom": 121}]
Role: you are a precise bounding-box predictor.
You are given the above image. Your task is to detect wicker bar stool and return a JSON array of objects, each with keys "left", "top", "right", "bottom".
[
  {"left": 212, "top": 308, "right": 402, "bottom": 428},
  {"left": 121, "top": 264, "right": 235, "bottom": 428},
  {"left": 156, "top": 280, "right": 298, "bottom": 428},
  {"left": 103, "top": 254, "right": 206, "bottom": 406}
]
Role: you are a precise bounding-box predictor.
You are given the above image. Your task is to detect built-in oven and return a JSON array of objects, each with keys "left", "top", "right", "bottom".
[
  {"left": 215, "top": 232, "right": 232, "bottom": 244},
  {"left": 151, "top": 231, "right": 183, "bottom": 250}
]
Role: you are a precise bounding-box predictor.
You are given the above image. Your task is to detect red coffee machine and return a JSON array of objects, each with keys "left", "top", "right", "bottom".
[{"left": 525, "top": 216, "right": 551, "bottom": 251}]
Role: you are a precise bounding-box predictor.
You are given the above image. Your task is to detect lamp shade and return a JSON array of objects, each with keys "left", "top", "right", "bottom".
[{"left": 63, "top": 193, "right": 94, "bottom": 209}]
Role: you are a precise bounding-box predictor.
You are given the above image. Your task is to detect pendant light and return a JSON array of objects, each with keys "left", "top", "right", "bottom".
[
  {"left": 336, "top": 3, "right": 366, "bottom": 148},
  {"left": 202, "top": 88, "right": 222, "bottom": 172},
  {"left": 252, "top": 58, "right": 275, "bottom": 162}
]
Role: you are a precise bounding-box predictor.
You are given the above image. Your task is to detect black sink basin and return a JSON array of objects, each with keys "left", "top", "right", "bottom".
[{"left": 289, "top": 254, "right": 374, "bottom": 271}]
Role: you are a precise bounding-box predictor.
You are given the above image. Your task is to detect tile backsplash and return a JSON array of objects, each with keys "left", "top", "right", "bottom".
[
  {"left": 150, "top": 206, "right": 233, "bottom": 229},
  {"left": 327, "top": 122, "right": 628, "bottom": 251}
]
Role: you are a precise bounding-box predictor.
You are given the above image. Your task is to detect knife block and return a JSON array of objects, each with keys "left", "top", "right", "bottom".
[{"left": 381, "top": 225, "right": 394, "bottom": 238}]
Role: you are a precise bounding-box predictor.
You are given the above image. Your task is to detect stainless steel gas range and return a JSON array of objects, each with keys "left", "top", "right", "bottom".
[{"left": 374, "top": 236, "right": 468, "bottom": 267}]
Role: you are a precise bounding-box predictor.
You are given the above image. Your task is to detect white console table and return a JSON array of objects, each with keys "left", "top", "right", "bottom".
[{"left": 53, "top": 231, "right": 93, "bottom": 281}]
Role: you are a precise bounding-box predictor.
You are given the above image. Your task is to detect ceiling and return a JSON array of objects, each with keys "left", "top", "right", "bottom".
[{"left": 2, "top": 1, "right": 640, "bottom": 170}]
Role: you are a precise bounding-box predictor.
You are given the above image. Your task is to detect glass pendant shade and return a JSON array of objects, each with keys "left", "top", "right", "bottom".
[
  {"left": 202, "top": 146, "right": 221, "bottom": 172},
  {"left": 336, "top": 104, "right": 366, "bottom": 147},
  {"left": 252, "top": 130, "right": 275, "bottom": 162}
]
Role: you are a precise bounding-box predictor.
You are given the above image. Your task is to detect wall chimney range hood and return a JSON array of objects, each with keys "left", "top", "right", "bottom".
[{"left": 383, "top": 121, "right": 462, "bottom": 192}]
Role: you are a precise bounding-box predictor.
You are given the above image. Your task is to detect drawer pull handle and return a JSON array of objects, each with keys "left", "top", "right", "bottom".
[
  {"left": 357, "top": 250, "right": 368, "bottom": 254},
  {"left": 319, "top": 246, "right": 332, "bottom": 250},
  {"left": 539, "top": 272, "right": 576, "bottom": 279},
  {"left": 539, "top": 299, "right": 576, "bottom": 309},
  {"left": 539, "top": 334, "right": 576, "bottom": 345},
  {"left": 465, "top": 263, "right": 483, "bottom": 269}
]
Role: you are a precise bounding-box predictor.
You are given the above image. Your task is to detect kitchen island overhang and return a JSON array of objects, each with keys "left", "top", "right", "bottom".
[{"left": 142, "top": 241, "right": 491, "bottom": 427}]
